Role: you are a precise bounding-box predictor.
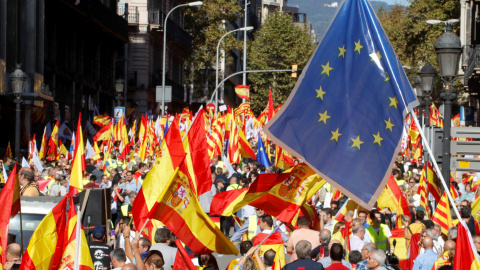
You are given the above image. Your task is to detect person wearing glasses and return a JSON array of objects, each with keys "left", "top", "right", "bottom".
[
  {"left": 365, "top": 250, "right": 388, "bottom": 270},
  {"left": 355, "top": 243, "right": 376, "bottom": 270},
  {"left": 459, "top": 200, "right": 479, "bottom": 236}
]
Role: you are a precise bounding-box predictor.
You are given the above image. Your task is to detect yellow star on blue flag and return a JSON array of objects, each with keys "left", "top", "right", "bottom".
[{"left": 264, "top": 0, "right": 418, "bottom": 208}]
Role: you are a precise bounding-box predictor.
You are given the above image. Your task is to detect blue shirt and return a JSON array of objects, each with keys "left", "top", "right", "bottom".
[
  {"left": 123, "top": 180, "right": 142, "bottom": 205},
  {"left": 412, "top": 249, "right": 438, "bottom": 270},
  {"left": 355, "top": 260, "right": 368, "bottom": 270}
]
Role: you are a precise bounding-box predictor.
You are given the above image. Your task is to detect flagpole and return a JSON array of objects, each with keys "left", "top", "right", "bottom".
[
  {"left": 19, "top": 204, "right": 24, "bottom": 253},
  {"left": 74, "top": 205, "right": 82, "bottom": 270},
  {"left": 410, "top": 109, "right": 461, "bottom": 220}
]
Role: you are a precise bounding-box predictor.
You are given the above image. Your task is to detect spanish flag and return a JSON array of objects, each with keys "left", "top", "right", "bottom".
[
  {"left": 148, "top": 162, "right": 238, "bottom": 255},
  {"left": 93, "top": 114, "right": 111, "bottom": 127},
  {"left": 172, "top": 239, "right": 197, "bottom": 270},
  {"left": 93, "top": 119, "right": 113, "bottom": 142},
  {"left": 425, "top": 162, "right": 441, "bottom": 202},
  {"left": 234, "top": 85, "right": 250, "bottom": 100},
  {"left": 210, "top": 188, "right": 248, "bottom": 216},
  {"left": 48, "top": 120, "right": 59, "bottom": 159},
  {"left": 69, "top": 115, "right": 85, "bottom": 195},
  {"left": 132, "top": 120, "right": 186, "bottom": 232},
  {"left": 377, "top": 175, "right": 412, "bottom": 227},
  {"left": 238, "top": 128, "right": 256, "bottom": 160},
  {"left": 0, "top": 163, "right": 20, "bottom": 266},
  {"left": 20, "top": 196, "right": 68, "bottom": 270},
  {"left": 38, "top": 126, "right": 48, "bottom": 160},
  {"left": 232, "top": 164, "right": 323, "bottom": 223},
  {"left": 431, "top": 192, "right": 452, "bottom": 236},
  {"left": 472, "top": 196, "right": 480, "bottom": 221},
  {"left": 453, "top": 221, "right": 480, "bottom": 270},
  {"left": 59, "top": 196, "right": 94, "bottom": 269},
  {"left": 182, "top": 109, "right": 212, "bottom": 196}
]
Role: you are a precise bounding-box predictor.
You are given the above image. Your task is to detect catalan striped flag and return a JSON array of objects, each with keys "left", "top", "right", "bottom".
[
  {"left": 182, "top": 109, "right": 212, "bottom": 196},
  {"left": 431, "top": 192, "right": 452, "bottom": 236},
  {"left": 228, "top": 112, "right": 241, "bottom": 164},
  {"left": 453, "top": 221, "right": 480, "bottom": 270},
  {"left": 148, "top": 162, "right": 238, "bottom": 255},
  {"left": 132, "top": 120, "right": 186, "bottom": 233},
  {"left": 0, "top": 163, "right": 20, "bottom": 266},
  {"left": 425, "top": 162, "right": 442, "bottom": 202},
  {"left": 417, "top": 169, "right": 429, "bottom": 217},
  {"left": 207, "top": 119, "right": 224, "bottom": 159},
  {"left": 20, "top": 196, "right": 68, "bottom": 270}
]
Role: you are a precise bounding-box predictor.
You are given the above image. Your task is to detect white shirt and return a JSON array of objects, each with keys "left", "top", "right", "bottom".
[{"left": 350, "top": 235, "right": 365, "bottom": 252}]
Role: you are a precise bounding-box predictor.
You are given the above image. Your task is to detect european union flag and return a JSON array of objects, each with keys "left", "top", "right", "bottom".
[
  {"left": 264, "top": 0, "right": 418, "bottom": 208},
  {"left": 256, "top": 134, "right": 272, "bottom": 168}
]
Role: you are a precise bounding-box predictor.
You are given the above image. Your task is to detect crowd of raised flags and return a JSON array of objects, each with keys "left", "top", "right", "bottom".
[{"left": 1, "top": 0, "right": 480, "bottom": 269}]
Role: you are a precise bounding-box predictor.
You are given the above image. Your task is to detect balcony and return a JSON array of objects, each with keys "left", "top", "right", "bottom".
[
  {"left": 117, "top": 5, "right": 139, "bottom": 25},
  {"left": 149, "top": 9, "right": 192, "bottom": 51},
  {"left": 463, "top": 45, "right": 480, "bottom": 92}
]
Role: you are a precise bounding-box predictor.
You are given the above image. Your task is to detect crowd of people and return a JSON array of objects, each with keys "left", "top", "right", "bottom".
[{"left": 2, "top": 130, "right": 480, "bottom": 270}]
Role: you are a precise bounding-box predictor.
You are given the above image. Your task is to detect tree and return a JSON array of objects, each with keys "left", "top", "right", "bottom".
[
  {"left": 184, "top": 0, "right": 242, "bottom": 101},
  {"left": 247, "top": 11, "right": 315, "bottom": 114},
  {"left": 377, "top": 0, "right": 461, "bottom": 101}
]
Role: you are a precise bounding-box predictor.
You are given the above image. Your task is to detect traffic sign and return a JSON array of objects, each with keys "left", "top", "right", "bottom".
[
  {"left": 156, "top": 86, "right": 172, "bottom": 102},
  {"left": 206, "top": 103, "right": 215, "bottom": 112},
  {"left": 451, "top": 127, "right": 480, "bottom": 139},
  {"left": 113, "top": 107, "right": 125, "bottom": 124}
]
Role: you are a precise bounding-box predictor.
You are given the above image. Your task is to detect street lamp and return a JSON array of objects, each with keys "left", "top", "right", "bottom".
[
  {"left": 161, "top": 1, "right": 203, "bottom": 116},
  {"left": 10, "top": 64, "right": 27, "bottom": 161},
  {"left": 115, "top": 79, "right": 124, "bottom": 106},
  {"left": 432, "top": 19, "right": 462, "bottom": 190},
  {"left": 215, "top": 26, "right": 254, "bottom": 114},
  {"left": 418, "top": 62, "right": 435, "bottom": 182}
]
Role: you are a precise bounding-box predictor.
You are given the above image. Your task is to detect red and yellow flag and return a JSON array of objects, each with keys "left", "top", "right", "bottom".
[
  {"left": 227, "top": 112, "right": 241, "bottom": 164},
  {"left": 20, "top": 196, "right": 68, "bottom": 270},
  {"left": 210, "top": 188, "right": 248, "bottom": 216},
  {"left": 377, "top": 175, "right": 412, "bottom": 227},
  {"left": 148, "top": 162, "right": 238, "bottom": 255},
  {"left": 0, "top": 163, "right": 20, "bottom": 266},
  {"left": 59, "top": 196, "right": 94, "bottom": 270},
  {"left": 69, "top": 115, "right": 85, "bottom": 195},
  {"left": 453, "top": 221, "right": 480, "bottom": 270},
  {"left": 39, "top": 126, "right": 48, "bottom": 160},
  {"left": 48, "top": 120, "right": 59, "bottom": 159},
  {"left": 132, "top": 120, "right": 186, "bottom": 232},
  {"left": 234, "top": 85, "right": 250, "bottom": 100},
  {"left": 425, "top": 162, "right": 442, "bottom": 202},
  {"left": 93, "top": 114, "right": 111, "bottom": 127},
  {"left": 232, "top": 164, "right": 325, "bottom": 223},
  {"left": 93, "top": 119, "right": 113, "bottom": 142},
  {"left": 431, "top": 192, "right": 452, "bottom": 236},
  {"left": 417, "top": 169, "right": 429, "bottom": 217},
  {"left": 238, "top": 129, "right": 256, "bottom": 160},
  {"left": 182, "top": 109, "right": 212, "bottom": 196},
  {"left": 172, "top": 239, "right": 197, "bottom": 270},
  {"left": 253, "top": 232, "right": 286, "bottom": 270}
]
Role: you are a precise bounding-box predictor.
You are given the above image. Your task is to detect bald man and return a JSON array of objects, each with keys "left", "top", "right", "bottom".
[
  {"left": 5, "top": 243, "right": 22, "bottom": 270},
  {"left": 121, "top": 263, "right": 137, "bottom": 270},
  {"left": 431, "top": 240, "right": 456, "bottom": 269},
  {"left": 317, "top": 239, "right": 353, "bottom": 269},
  {"left": 412, "top": 236, "right": 438, "bottom": 270}
]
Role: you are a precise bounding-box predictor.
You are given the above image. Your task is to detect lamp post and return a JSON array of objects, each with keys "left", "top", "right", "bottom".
[
  {"left": 215, "top": 26, "right": 254, "bottom": 115},
  {"left": 414, "top": 77, "right": 423, "bottom": 126},
  {"left": 115, "top": 79, "right": 125, "bottom": 106},
  {"left": 10, "top": 64, "right": 27, "bottom": 162},
  {"left": 418, "top": 62, "right": 435, "bottom": 179},
  {"left": 161, "top": 1, "right": 203, "bottom": 116},
  {"left": 433, "top": 20, "right": 462, "bottom": 191}
]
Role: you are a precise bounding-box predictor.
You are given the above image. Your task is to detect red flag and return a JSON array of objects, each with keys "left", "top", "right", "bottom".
[
  {"left": 183, "top": 109, "right": 213, "bottom": 196},
  {"left": 0, "top": 163, "right": 20, "bottom": 265},
  {"left": 172, "top": 240, "right": 196, "bottom": 270},
  {"left": 453, "top": 221, "right": 480, "bottom": 270},
  {"left": 267, "top": 89, "right": 274, "bottom": 121}
]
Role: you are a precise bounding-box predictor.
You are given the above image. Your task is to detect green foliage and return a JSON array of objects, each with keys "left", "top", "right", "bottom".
[
  {"left": 184, "top": 0, "right": 242, "bottom": 98},
  {"left": 247, "top": 11, "right": 315, "bottom": 114},
  {"left": 378, "top": 0, "right": 461, "bottom": 101}
]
